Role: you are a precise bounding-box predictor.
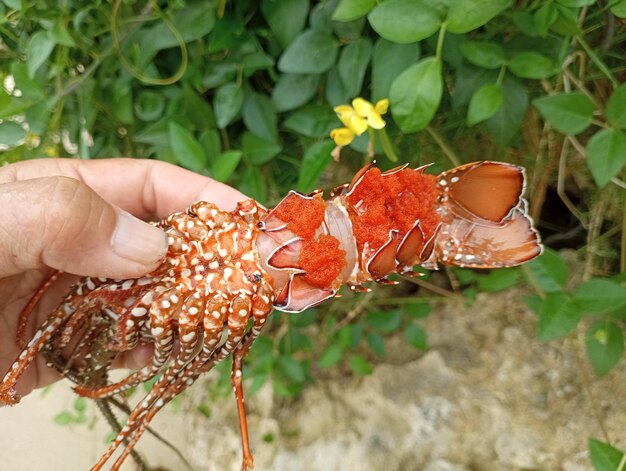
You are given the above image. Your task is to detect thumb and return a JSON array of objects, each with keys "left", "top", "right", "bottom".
[{"left": 0, "top": 176, "right": 168, "bottom": 279}]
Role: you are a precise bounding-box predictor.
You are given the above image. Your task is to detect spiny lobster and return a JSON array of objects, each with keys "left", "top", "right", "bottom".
[{"left": 0, "top": 161, "right": 542, "bottom": 470}]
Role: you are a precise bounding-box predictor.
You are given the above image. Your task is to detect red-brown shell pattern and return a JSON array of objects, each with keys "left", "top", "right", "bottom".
[
  {"left": 0, "top": 161, "right": 543, "bottom": 471},
  {"left": 0, "top": 199, "right": 276, "bottom": 470}
]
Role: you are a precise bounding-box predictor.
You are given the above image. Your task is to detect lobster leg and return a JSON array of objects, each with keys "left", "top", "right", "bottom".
[
  {"left": 90, "top": 294, "right": 231, "bottom": 470},
  {"left": 15, "top": 270, "right": 62, "bottom": 348},
  {"left": 0, "top": 297, "right": 80, "bottom": 405},
  {"left": 108, "top": 292, "right": 259, "bottom": 470},
  {"left": 75, "top": 288, "right": 179, "bottom": 399},
  {"left": 230, "top": 284, "right": 274, "bottom": 471}
]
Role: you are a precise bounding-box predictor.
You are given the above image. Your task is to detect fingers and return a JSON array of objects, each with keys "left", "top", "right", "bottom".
[
  {"left": 0, "top": 158, "right": 248, "bottom": 220},
  {"left": 112, "top": 344, "right": 154, "bottom": 370},
  {"left": 0, "top": 177, "right": 167, "bottom": 279}
]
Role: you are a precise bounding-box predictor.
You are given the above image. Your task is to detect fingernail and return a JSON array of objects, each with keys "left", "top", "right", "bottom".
[{"left": 112, "top": 210, "right": 167, "bottom": 266}]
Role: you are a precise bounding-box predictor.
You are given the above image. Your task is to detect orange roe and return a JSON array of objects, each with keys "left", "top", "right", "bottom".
[
  {"left": 299, "top": 235, "right": 346, "bottom": 288},
  {"left": 272, "top": 194, "right": 326, "bottom": 239},
  {"left": 346, "top": 168, "right": 440, "bottom": 253}
]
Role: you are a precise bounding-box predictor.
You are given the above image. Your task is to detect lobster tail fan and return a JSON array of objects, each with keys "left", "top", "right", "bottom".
[
  {"left": 435, "top": 161, "right": 542, "bottom": 268},
  {"left": 438, "top": 161, "right": 524, "bottom": 223}
]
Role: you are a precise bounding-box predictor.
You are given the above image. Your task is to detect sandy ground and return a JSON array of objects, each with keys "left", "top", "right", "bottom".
[
  {"left": 0, "top": 382, "right": 189, "bottom": 471},
  {"left": 2, "top": 287, "right": 626, "bottom": 471}
]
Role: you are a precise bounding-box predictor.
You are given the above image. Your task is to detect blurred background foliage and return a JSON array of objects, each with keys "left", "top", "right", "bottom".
[{"left": 1, "top": 0, "right": 626, "bottom": 465}]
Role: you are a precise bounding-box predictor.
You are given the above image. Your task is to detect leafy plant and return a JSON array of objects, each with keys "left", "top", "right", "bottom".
[{"left": 2, "top": 2, "right": 626, "bottom": 467}]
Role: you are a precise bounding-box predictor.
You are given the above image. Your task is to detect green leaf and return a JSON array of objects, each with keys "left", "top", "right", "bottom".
[
  {"left": 53, "top": 411, "right": 74, "bottom": 426},
  {"left": 610, "top": 0, "right": 626, "bottom": 18},
  {"left": 508, "top": 52, "right": 557, "bottom": 79},
  {"left": 586, "top": 320, "right": 625, "bottom": 376},
  {"left": 484, "top": 74, "right": 528, "bottom": 145},
  {"left": 242, "top": 52, "right": 275, "bottom": 76},
  {"left": 333, "top": 0, "right": 377, "bottom": 21},
  {"left": 337, "top": 324, "right": 363, "bottom": 348},
  {"left": 366, "top": 310, "right": 402, "bottom": 333},
  {"left": 460, "top": 41, "right": 505, "bottom": 69},
  {"left": 51, "top": 20, "right": 76, "bottom": 47},
  {"left": 537, "top": 292, "right": 581, "bottom": 340},
  {"left": 318, "top": 344, "right": 344, "bottom": 367},
  {"left": 26, "top": 31, "right": 55, "bottom": 79},
  {"left": 199, "top": 129, "right": 221, "bottom": 161},
  {"left": 0, "top": 121, "right": 26, "bottom": 147},
  {"left": 368, "top": 0, "right": 440, "bottom": 44},
  {"left": 532, "top": 92, "right": 594, "bottom": 135},
  {"left": 240, "top": 166, "right": 267, "bottom": 203},
  {"left": 556, "top": 0, "right": 595, "bottom": 5},
  {"left": 3, "top": 0, "right": 20, "bottom": 10},
  {"left": 338, "top": 38, "right": 373, "bottom": 98},
  {"left": 261, "top": 0, "right": 309, "bottom": 48},
  {"left": 586, "top": 128, "right": 626, "bottom": 187},
  {"left": 284, "top": 104, "right": 338, "bottom": 138},
  {"left": 242, "top": 132, "right": 282, "bottom": 165},
  {"left": 534, "top": 2, "right": 558, "bottom": 36},
  {"left": 10, "top": 62, "right": 44, "bottom": 100},
  {"left": 349, "top": 354, "right": 373, "bottom": 375},
  {"left": 212, "top": 150, "right": 242, "bottom": 182},
  {"left": 606, "top": 83, "right": 626, "bottom": 129},
  {"left": 278, "top": 30, "right": 339, "bottom": 74},
  {"left": 550, "top": 4, "right": 582, "bottom": 36},
  {"left": 404, "top": 302, "right": 432, "bottom": 318},
  {"left": 139, "top": 3, "right": 216, "bottom": 53},
  {"left": 242, "top": 91, "right": 278, "bottom": 142},
  {"left": 271, "top": 74, "right": 320, "bottom": 112},
  {"left": 0, "top": 89, "right": 31, "bottom": 119},
  {"left": 182, "top": 85, "right": 216, "bottom": 131},
  {"left": 390, "top": 57, "right": 442, "bottom": 132},
  {"left": 371, "top": 39, "right": 421, "bottom": 102},
  {"left": 325, "top": 66, "right": 350, "bottom": 106},
  {"left": 112, "top": 84, "right": 133, "bottom": 125},
  {"left": 573, "top": 279, "right": 626, "bottom": 314},
  {"left": 214, "top": 83, "right": 244, "bottom": 129},
  {"left": 134, "top": 91, "right": 165, "bottom": 122},
  {"left": 73, "top": 397, "right": 87, "bottom": 413},
  {"left": 467, "top": 83, "right": 503, "bottom": 126},
  {"left": 446, "top": 0, "right": 511, "bottom": 34},
  {"left": 277, "top": 356, "right": 306, "bottom": 383},
  {"left": 297, "top": 140, "right": 335, "bottom": 193},
  {"left": 588, "top": 438, "right": 625, "bottom": 471},
  {"left": 168, "top": 122, "right": 208, "bottom": 172},
  {"left": 280, "top": 327, "right": 314, "bottom": 352},
  {"left": 477, "top": 267, "right": 519, "bottom": 292},
  {"left": 367, "top": 332, "right": 386, "bottom": 356},
  {"left": 404, "top": 323, "right": 428, "bottom": 350},
  {"left": 525, "top": 248, "right": 568, "bottom": 293}
]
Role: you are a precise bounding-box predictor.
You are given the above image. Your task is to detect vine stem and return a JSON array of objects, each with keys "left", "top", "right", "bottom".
[
  {"left": 621, "top": 176, "right": 626, "bottom": 273},
  {"left": 496, "top": 64, "right": 507, "bottom": 86},
  {"left": 575, "top": 34, "right": 618, "bottom": 88},
  {"left": 435, "top": 22, "right": 447, "bottom": 61},
  {"left": 377, "top": 127, "right": 399, "bottom": 162},
  {"left": 425, "top": 125, "right": 461, "bottom": 166}
]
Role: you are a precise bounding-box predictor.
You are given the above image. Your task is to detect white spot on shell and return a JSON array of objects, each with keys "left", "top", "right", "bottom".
[
  {"left": 151, "top": 327, "right": 164, "bottom": 336},
  {"left": 182, "top": 332, "right": 196, "bottom": 342},
  {"left": 132, "top": 307, "right": 147, "bottom": 317}
]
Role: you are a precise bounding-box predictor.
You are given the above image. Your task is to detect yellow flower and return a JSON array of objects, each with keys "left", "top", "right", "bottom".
[{"left": 330, "top": 97, "right": 390, "bottom": 146}]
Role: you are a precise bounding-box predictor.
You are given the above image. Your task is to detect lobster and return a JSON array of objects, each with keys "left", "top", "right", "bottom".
[{"left": 0, "top": 160, "right": 541, "bottom": 470}]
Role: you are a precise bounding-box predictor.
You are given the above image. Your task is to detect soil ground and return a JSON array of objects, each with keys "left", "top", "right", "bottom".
[{"left": 1, "top": 287, "right": 625, "bottom": 471}]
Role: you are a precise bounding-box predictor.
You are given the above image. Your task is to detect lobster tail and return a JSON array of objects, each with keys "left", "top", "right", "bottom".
[
  {"left": 256, "top": 161, "right": 542, "bottom": 312},
  {"left": 430, "top": 161, "right": 542, "bottom": 268}
]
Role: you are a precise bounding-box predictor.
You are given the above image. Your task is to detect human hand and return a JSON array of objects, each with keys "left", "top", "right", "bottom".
[{"left": 0, "top": 158, "right": 246, "bottom": 398}]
